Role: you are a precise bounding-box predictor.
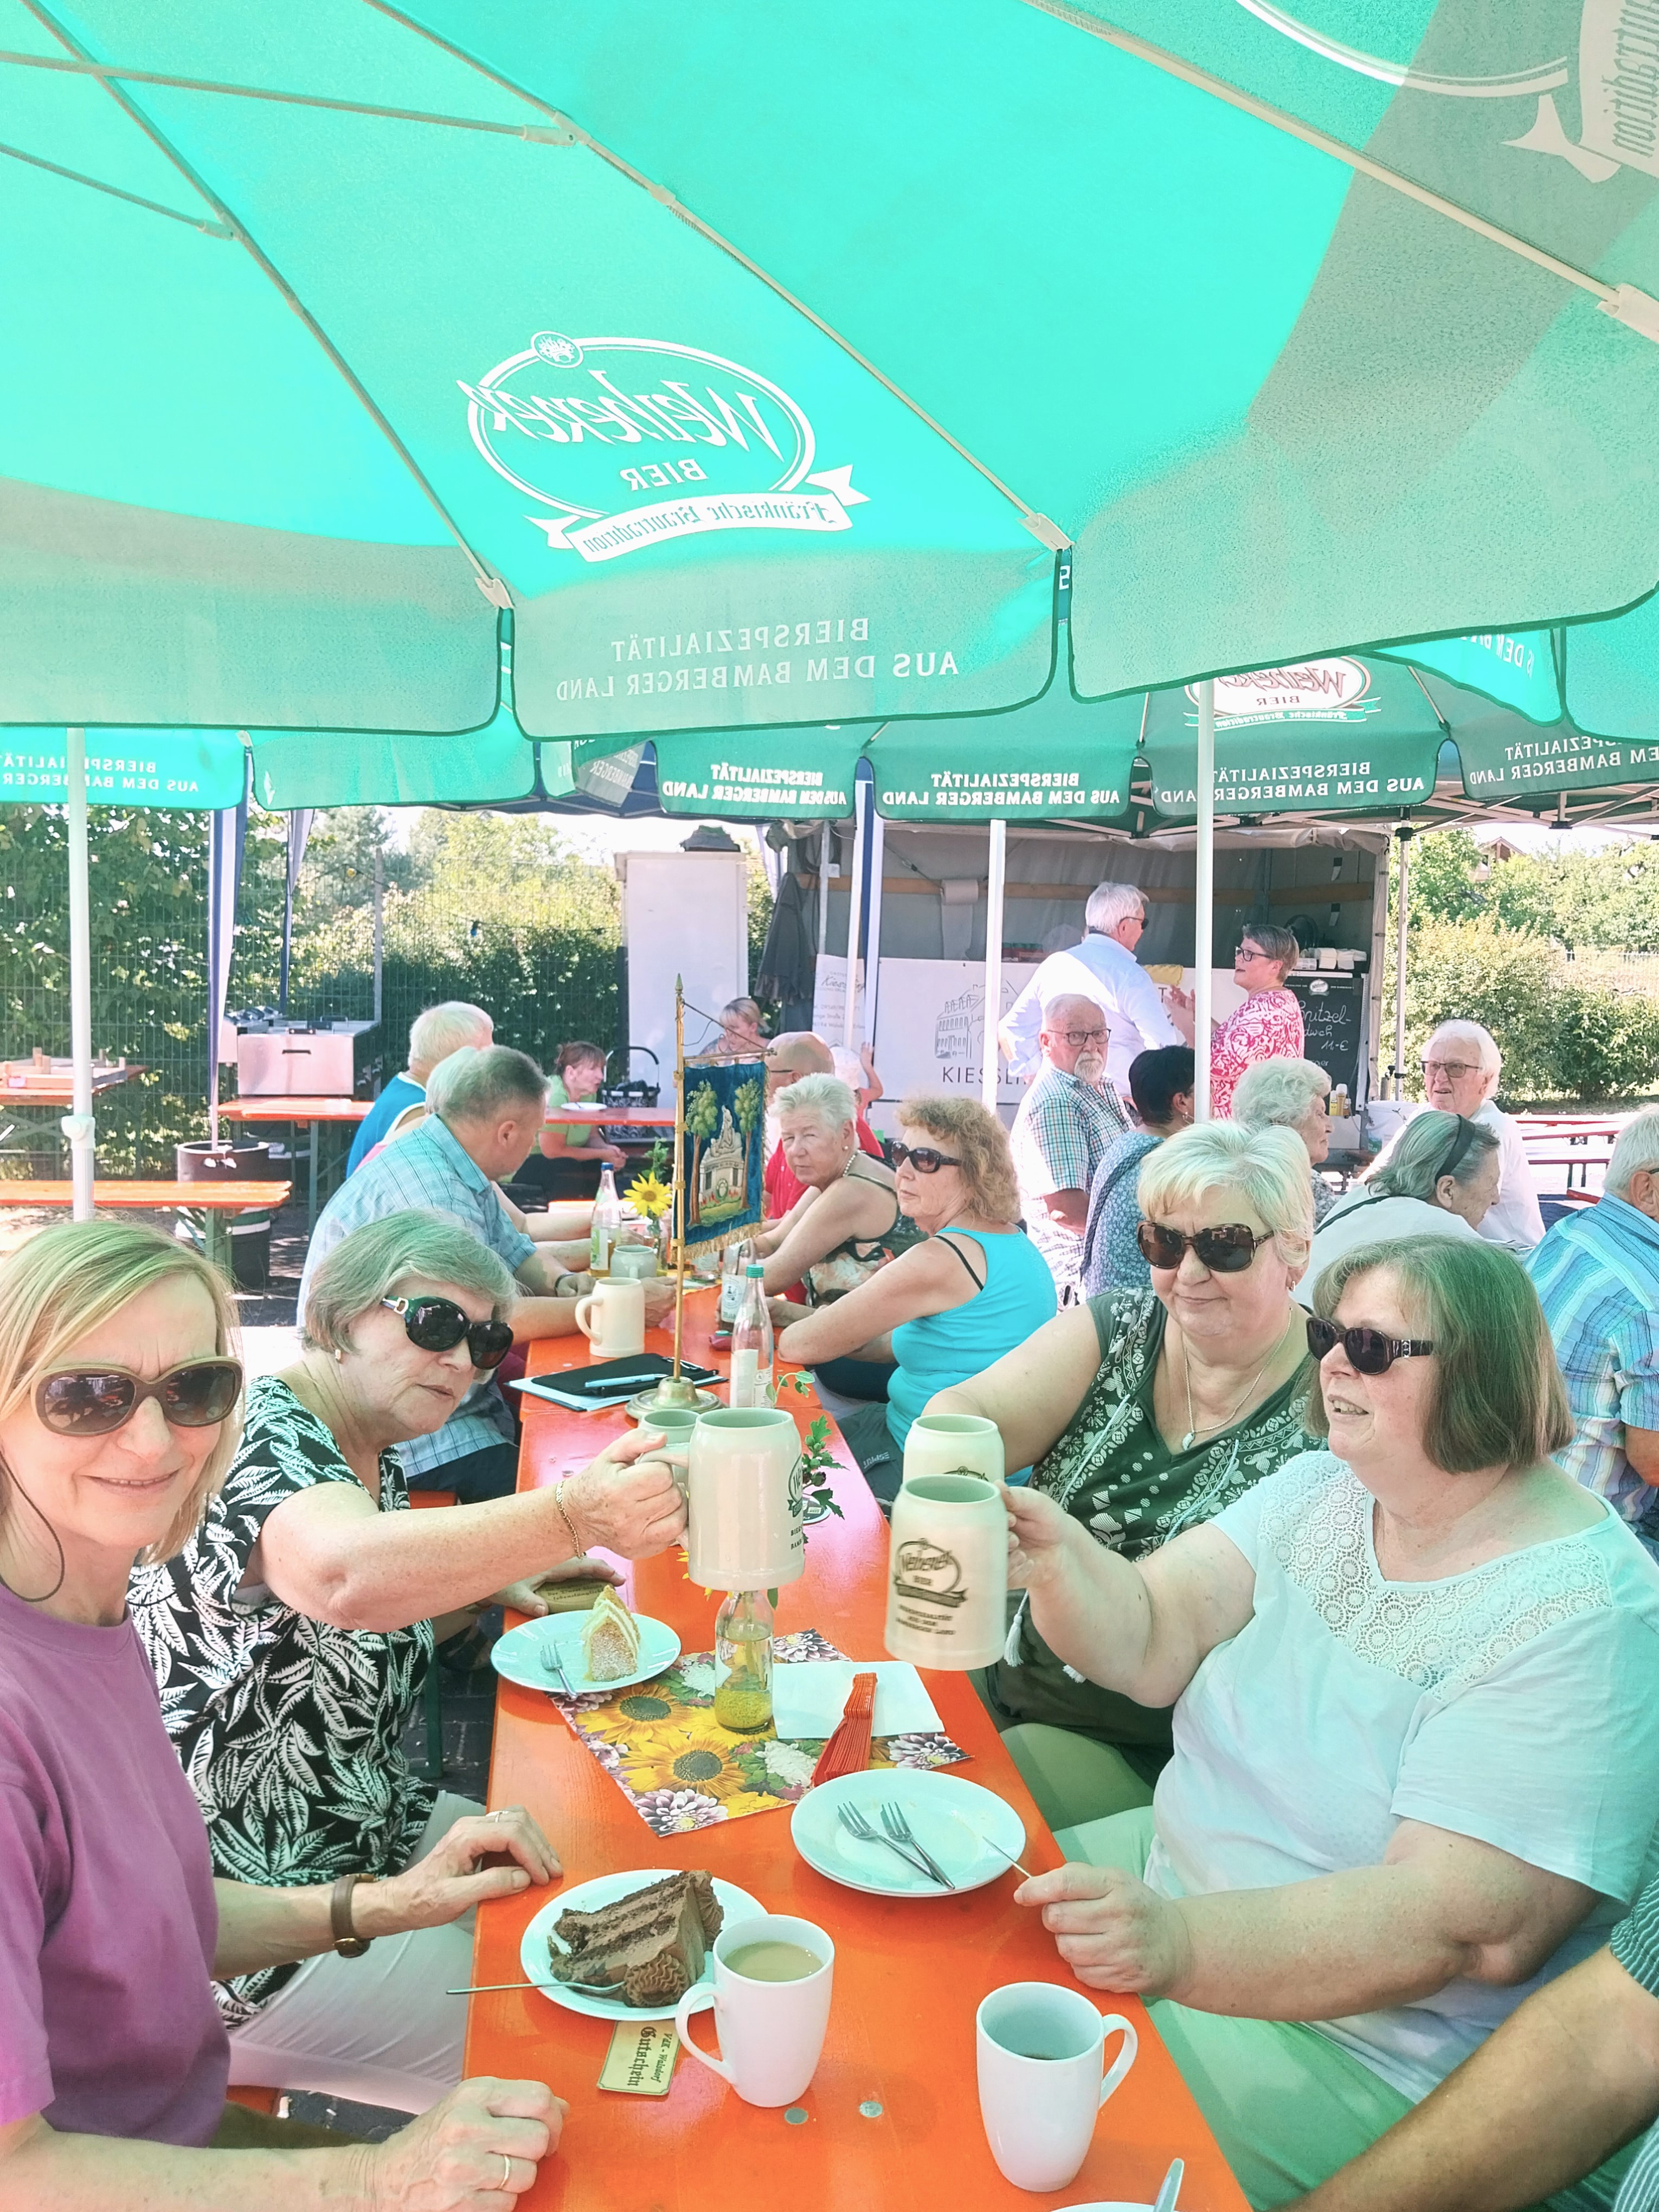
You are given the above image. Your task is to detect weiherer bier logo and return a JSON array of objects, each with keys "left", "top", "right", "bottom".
[
  {"left": 1187, "top": 658, "right": 1378, "bottom": 728},
  {"left": 458, "top": 334, "right": 867, "bottom": 564}
]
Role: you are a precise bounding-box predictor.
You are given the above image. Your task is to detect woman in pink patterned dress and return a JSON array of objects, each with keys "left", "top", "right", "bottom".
[{"left": 1208, "top": 924, "right": 1304, "bottom": 1118}]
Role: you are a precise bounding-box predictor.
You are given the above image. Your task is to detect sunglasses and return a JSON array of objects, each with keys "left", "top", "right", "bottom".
[
  {"left": 36, "top": 1359, "right": 243, "bottom": 1437},
  {"left": 1136, "top": 1221, "right": 1271, "bottom": 1273},
  {"left": 889, "top": 1142, "right": 962, "bottom": 1174},
  {"left": 1305, "top": 1316, "right": 1435, "bottom": 1374},
  {"left": 382, "top": 1296, "right": 514, "bottom": 1371}
]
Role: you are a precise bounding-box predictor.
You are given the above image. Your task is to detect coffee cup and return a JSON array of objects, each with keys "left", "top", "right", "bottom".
[
  {"left": 976, "top": 1982, "right": 1138, "bottom": 2191},
  {"left": 901, "top": 1412, "right": 1005, "bottom": 1490},
  {"left": 674, "top": 1914, "right": 833, "bottom": 2107},
  {"left": 686, "top": 1406, "right": 805, "bottom": 1592},
  {"left": 573, "top": 1278, "right": 646, "bottom": 1359},
  {"left": 884, "top": 1470, "right": 1007, "bottom": 1670}
]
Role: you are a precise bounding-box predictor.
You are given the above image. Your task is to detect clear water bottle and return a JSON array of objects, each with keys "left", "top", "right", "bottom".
[
  {"left": 729, "top": 1263, "right": 774, "bottom": 1407},
  {"left": 718, "top": 1237, "right": 749, "bottom": 1327},
  {"left": 590, "top": 1163, "right": 622, "bottom": 1277},
  {"left": 712, "top": 1586, "right": 774, "bottom": 1733}
]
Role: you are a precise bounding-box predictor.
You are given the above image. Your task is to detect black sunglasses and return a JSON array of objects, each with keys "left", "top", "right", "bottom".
[
  {"left": 890, "top": 1143, "right": 961, "bottom": 1174},
  {"left": 382, "top": 1296, "right": 514, "bottom": 1371},
  {"left": 1136, "top": 1220, "right": 1271, "bottom": 1274},
  {"left": 36, "top": 1359, "right": 243, "bottom": 1437},
  {"left": 1306, "top": 1316, "right": 1435, "bottom": 1375}
]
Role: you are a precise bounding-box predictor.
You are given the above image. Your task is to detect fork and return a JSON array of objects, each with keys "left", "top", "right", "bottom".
[
  {"left": 880, "top": 1800, "right": 957, "bottom": 1890},
  {"left": 540, "top": 1641, "right": 575, "bottom": 1697},
  {"left": 837, "top": 1802, "right": 938, "bottom": 1885}
]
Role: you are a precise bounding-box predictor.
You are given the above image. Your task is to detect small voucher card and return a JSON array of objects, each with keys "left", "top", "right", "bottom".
[{"left": 599, "top": 2019, "right": 678, "bottom": 2097}]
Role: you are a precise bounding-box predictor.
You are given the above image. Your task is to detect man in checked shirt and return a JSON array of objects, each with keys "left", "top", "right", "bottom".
[{"left": 1009, "top": 993, "right": 1128, "bottom": 1304}]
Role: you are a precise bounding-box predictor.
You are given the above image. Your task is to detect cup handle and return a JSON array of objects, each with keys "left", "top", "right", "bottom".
[
  {"left": 573, "top": 1296, "right": 596, "bottom": 1341},
  {"left": 674, "top": 1988, "right": 735, "bottom": 2087},
  {"left": 1096, "top": 2014, "right": 1139, "bottom": 2107}
]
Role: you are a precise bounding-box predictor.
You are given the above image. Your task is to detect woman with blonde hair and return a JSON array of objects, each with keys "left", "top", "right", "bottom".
[
  {"left": 930, "top": 1120, "right": 1314, "bottom": 1828},
  {"left": 0, "top": 1220, "right": 563, "bottom": 2206},
  {"left": 776, "top": 1093, "right": 1056, "bottom": 1503}
]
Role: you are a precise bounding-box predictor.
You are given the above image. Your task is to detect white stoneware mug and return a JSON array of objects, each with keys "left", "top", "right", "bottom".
[
  {"left": 901, "top": 1411, "right": 1005, "bottom": 1490},
  {"left": 884, "top": 1471, "right": 1008, "bottom": 1669},
  {"left": 572, "top": 1277, "right": 646, "bottom": 1359},
  {"left": 686, "top": 1406, "right": 805, "bottom": 1592},
  {"left": 608, "top": 1241, "right": 659, "bottom": 1282},
  {"left": 976, "top": 1982, "right": 1139, "bottom": 2191},
  {"left": 674, "top": 1914, "right": 834, "bottom": 2107}
]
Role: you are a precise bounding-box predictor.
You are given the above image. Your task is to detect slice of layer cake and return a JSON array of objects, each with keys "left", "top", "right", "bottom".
[
  {"left": 550, "top": 1871, "right": 723, "bottom": 2008},
  {"left": 580, "top": 1586, "right": 642, "bottom": 1682}
]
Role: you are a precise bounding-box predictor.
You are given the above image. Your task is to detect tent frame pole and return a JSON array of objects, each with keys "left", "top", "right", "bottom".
[
  {"left": 844, "top": 776, "right": 867, "bottom": 1050},
  {"left": 1392, "top": 827, "right": 1414, "bottom": 1100},
  {"left": 982, "top": 819, "right": 1007, "bottom": 1111},
  {"left": 64, "top": 727, "right": 95, "bottom": 1222},
  {"left": 816, "top": 823, "right": 832, "bottom": 955},
  {"left": 1194, "top": 682, "right": 1215, "bottom": 1121}
]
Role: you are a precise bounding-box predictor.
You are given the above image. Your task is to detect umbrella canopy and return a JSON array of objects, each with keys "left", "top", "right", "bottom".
[{"left": 5, "top": 1, "right": 1659, "bottom": 743}]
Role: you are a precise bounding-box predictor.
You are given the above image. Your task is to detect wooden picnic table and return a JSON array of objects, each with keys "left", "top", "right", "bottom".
[
  {"left": 0, "top": 1179, "right": 291, "bottom": 1275},
  {"left": 220, "top": 1095, "right": 371, "bottom": 1229},
  {"left": 0, "top": 1062, "right": 145, "bottom": 1103},
  {"left": 465, "top": 1303, "right": 1248, "bottom": 2212},
  {"left": 551, "top": 1104, "right": 680, "bottom": 1129}
]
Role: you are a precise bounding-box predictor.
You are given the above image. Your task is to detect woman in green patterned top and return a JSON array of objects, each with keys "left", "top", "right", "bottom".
[{"left": 928, "top": 1120, "right": 1314, "bottom": 1830}]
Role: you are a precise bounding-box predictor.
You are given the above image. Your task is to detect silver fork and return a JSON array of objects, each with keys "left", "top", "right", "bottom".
[
  {"left": 541, "top": 1641, "right": 575, "bottom": 1697},
  {"left": 880, "top": 1800, "right": 956, "bottom": 1889},
  {"left": 837, "top": 1802, "right": 938, "bottom": 1885}
]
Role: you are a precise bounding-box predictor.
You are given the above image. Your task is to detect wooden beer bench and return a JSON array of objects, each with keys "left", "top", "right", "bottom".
[{"left": 0, "top": 1179, "right": 292, "bottom": 1275}]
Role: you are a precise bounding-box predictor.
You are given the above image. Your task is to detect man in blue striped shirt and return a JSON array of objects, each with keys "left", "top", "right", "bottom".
[{"left": 1527, "top": 1110, "right": 1659, "bottom": 1555}]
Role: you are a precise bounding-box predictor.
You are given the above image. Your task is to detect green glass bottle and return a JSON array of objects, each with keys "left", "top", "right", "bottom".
[{"left": 712, "top": 1586, "right": 774, "bottom": 1733}]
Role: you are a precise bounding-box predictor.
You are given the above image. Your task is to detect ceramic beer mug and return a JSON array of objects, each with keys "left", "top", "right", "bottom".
[
  {"left": 901, "top": 1411, "right": 1005, "bottom": 1489},
  {"left": 572, "top": 1277, "right": 646, "bottom": 1359},
  {"left": 884, "top": 1470, "right": 1008, "bottom": 1669},
  {"left": 686, "top": 1407, "right": 805, "bottom": 1591}
]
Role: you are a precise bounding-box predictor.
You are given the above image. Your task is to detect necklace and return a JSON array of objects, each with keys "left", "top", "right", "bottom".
[{"left": 1179, "top": 1311, "right": 1298, "bottom": 1452}]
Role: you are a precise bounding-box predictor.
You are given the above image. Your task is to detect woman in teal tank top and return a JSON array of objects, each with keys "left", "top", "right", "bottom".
[{"left": 777, "top": 1096, "right": 1057, "bottom": 1504}]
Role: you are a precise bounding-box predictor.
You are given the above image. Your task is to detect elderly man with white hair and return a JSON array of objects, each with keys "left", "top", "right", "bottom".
[
  {"left": 1010, "top": 992, "right": 1128, "bottom": 1299},
  {"left": 1000, "top": 882, "right": 1185, "bottom": 1096},
  {"left": 1410, "top": 1019, "right": 1545, "bottom": 1252},
  {"left": 347, "top": 1000, "right": 493, "bottom": 1175},
  {"left": 1527, "top": 1107, "right": 1659, "bottom": 1556}
]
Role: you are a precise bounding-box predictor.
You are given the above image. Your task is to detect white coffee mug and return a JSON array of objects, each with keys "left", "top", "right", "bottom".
[
  {"left": 573, "top": 1278, "right": 646, "bottom": 1358},
  {"left": 976, "top": 1982, "right": 1138, "bottom": 2192},
  {"left": 686, "top": 1407, "right": 805, "bottom": 1592},
  {"left": 901, "top": 1411, "right": 1005, "bottom": 1489},
  {"left": 884, "top": 1470, "right": 1008, "bottom": 1670},
  {"left": 674, "top": 1914, "right": 834, "bottom": 2107}
]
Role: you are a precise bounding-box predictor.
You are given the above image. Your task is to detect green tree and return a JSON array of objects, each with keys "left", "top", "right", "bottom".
[
  {"left": 732, "top": 1073, "right": 764, "bottom": 1188},
  {"left": 1397, "top": 828, "right": 1485, "bottom": 924},
  {"left": 683, "top": 1081, "right": 721, "bottom": 1218}
]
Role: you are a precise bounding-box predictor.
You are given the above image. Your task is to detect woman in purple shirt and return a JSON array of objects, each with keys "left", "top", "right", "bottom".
[{"left": 0, "top": 1220, "right": 562, "bottom": 2208}]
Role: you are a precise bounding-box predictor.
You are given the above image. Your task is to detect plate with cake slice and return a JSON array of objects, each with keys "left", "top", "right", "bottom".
[
  {"left": 519, "top": 1869, "right": 764, "bottom": 2021},
  {"left": 491, "top": 1589, "right": 680, "bottom": 1696}
]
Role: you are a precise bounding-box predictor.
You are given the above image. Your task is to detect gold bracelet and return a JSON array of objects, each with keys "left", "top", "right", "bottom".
[{"left": 552, "top": 1481, "right": 583, "bottom": 1554}]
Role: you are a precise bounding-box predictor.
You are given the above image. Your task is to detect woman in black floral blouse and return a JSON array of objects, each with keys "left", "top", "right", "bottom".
[{"left": 131, "top": 1208, "right": 685, "bottom": 2113}]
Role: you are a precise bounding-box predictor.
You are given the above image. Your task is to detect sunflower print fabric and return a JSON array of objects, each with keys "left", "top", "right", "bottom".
[{"left": 551, "top": 1629, "right": 968, "bottom": 1835}]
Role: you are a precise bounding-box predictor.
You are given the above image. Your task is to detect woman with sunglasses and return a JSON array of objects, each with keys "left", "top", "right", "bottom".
[
  {"left": 1296, "top": 1109, "right": 1502, "bottom": 1306},
  {"left": 0, "top": 1219, "right": 565, "bottom": 2209},
  {"left": 130, "top": 1207, "right": 684, "bottom": 2113},
  {"left": 935, "top": 1121, "right": 1314, "bottom": 1830},
  {"left": 774, "top": 1095, "right": 1056, "bottom": 1504},
  {"left": 1002, "top": 1234, "right": 1659, "bottom": 2208}
]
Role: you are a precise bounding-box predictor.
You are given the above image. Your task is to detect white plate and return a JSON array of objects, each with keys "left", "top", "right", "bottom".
[
  {"left": 1056, "top": 2202, "right": 1153, "bottom": 2210},
  {"left": 519, "top": 1870, "right": 765, "bottom": 2022},
  {"left": 490, "top": 1610, "right": 680, "bottom": 1695},
  {"left": 790, "top": 1769, "right": 1025, "bottom": 1898}
]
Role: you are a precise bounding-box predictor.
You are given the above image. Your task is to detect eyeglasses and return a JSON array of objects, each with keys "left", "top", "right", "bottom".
[
  {"left": 1053, "top": 1027, "right": 1108, "bottom": 1048},
  {"left": 1135, "top": 1221, "right": 1271, "bottom": 1273},
  {"left": 1422, "top": 1058, "right": 1482, "bottom": 1081},
  {"left": 35, "top": 1359, "right": 243, "bottom": 1437},
  {"left": 381, "top": 1296, "right": 514, "bottom": 1371},
  {"left": 1305, "top": 1316, "right": 1435, "bottom": 1374},
  {"left": 889, "top": 1143, "right": 962, "bottom": 1174}
]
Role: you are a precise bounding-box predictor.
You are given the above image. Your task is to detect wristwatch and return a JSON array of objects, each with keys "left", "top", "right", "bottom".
[{"left": 330, "top": 1873, "right": 372, "bottom": 1958}]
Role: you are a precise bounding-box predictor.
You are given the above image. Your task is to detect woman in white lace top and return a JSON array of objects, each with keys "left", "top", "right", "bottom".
[{"left": 1003, "top": 1235, "right": 1659, "bottom": 2211}]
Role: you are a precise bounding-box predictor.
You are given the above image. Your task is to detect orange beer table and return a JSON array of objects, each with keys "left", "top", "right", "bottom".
[{"left": 466, "top": 1302, "right": 1247, "bottom": 2212}]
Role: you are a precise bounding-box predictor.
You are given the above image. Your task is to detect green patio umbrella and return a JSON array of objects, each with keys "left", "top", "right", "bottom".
[{"left": 6, "top": 0, "right": 1659, "bottom": 748}]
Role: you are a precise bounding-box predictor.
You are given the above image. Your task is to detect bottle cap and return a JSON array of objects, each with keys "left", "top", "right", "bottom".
[{"left": 745, "top": 1263, "right": 763, "bottom": 1277}]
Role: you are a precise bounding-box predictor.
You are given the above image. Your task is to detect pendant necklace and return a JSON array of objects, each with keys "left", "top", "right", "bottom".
[{"left": 1180, "top": 1312, "right": 1298, "bottom": 1452}]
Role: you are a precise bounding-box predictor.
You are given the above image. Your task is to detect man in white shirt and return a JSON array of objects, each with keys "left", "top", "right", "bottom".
[
  {"left": 1372, "top": 1019, "right": 1545, "bottom": 1252},
  {"left": 1000, "top": 882, "right": 1185, "bottom": 1097}
]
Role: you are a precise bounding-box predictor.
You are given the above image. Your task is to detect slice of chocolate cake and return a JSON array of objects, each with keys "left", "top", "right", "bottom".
[{"left": 550, "top": 1872, "right": 723, "bottom": 2008}]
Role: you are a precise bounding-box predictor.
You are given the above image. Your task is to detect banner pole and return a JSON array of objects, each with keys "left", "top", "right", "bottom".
[{"left": 672, "top": 975, "right": 686, "bottom": 1382}]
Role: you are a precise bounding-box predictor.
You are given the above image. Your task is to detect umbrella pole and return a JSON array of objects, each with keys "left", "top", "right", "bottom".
[
  {"left": 863, "top": 807, "right": 886, "bottom": 1049},
  {"left": 817, "top": 824, "right": 832, "bottom": 954},
  {"left": 1194, "top": 681, "right": 1216, "bottom": 1121},
  {"left": 844, "top": 775, "right": 867, "bottom": 1049},
  {"left": 672, "top": 976, "right": 686, "bottom": 1383},
  {"left": 64, "top": 728, "right": 95, "bottom": 1222},
  {"left": 1392, "top": 828, "right": 1413, "bottom": 1100},
  {"left": 982, "top": 818, "right": 1007, "bottom": 1110}
]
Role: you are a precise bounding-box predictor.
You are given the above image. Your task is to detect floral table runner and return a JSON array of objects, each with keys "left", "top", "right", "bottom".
[{"left": 546, "top": 1628, "right": 969, "bottom": 1836}]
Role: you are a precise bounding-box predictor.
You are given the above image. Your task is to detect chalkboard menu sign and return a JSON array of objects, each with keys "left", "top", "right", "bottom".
[{"left": 1290, "top": 975, "right": 1366, "bottom": 1103}]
